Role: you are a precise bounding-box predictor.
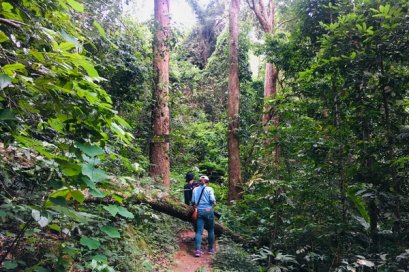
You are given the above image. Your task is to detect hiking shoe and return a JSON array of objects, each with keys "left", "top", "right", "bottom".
[
  {"left": 194, "top": 250, "right": 202, "bottom": 257},
  {"left": 208, "top": 248, "right": 215, "bottom": 255}
]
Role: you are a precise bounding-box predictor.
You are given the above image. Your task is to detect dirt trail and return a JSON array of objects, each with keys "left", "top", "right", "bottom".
[{"left": 172, "top": 229, "right": 216, "bottom": 272}]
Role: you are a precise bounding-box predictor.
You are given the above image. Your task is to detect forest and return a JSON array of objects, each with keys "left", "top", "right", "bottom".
[{"left": 0, "top": 0, "right": 408, "bottom": 271}]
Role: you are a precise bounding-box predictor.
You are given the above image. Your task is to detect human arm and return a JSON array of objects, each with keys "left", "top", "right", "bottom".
[
  {"left": 191, "top": 187, "right": 197, "bottom": 206},
  {"left": 208, "top": 187, "right": 216, "bottom": 206}
]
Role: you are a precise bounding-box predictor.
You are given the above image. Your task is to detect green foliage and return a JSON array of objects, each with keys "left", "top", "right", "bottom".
[
  {"left": 170, "top": 57, "right": 228, "bottom": 173},
  {"left": 180, "top": 0, "right": 226, "bottom": 69},
  {"left": 0, "top": 0, "right": 142, "bottom": 270},
  {"left": 213, "top": 238, "right": 260, "bottom": 272},
  {"left": 106, "top": 213, "right": 182, "bottom": 272},
  {"left": 1, "top": 0, "right": 408, "bottom": 271},
  {"left": 80, "top": 236, "right": 101, "bottom": 250},
  {"left": 194, "top": 22, "right": 252, "bottom": 122},
  {"left": 239, "top": 0, "right": 409, "bottom": 270}
]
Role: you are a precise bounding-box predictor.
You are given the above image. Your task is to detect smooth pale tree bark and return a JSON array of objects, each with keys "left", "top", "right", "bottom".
[
  {"left": 227, "top": 0, "right": 242, "bottom": 201},
  {"left": 150, "top": 0, "right": 170, "bottom": 189},
  {"left": 246, "top": 0, "right": 280, "bottom": 163}
]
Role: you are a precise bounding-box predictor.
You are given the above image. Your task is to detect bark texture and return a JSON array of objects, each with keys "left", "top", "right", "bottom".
[
  {"left": 262, "top": 63, "right": 279, "bottom": 126},
  {"left": 227, "top": 0, "right": 242, "bottom": 201},
  {"left": 150, "top": 0, "right": 171, "bottom": 189}
]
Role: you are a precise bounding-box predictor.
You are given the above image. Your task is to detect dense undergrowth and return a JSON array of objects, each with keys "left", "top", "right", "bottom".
[{"left": 1, "top": 0, "right": 409, "bottom": 271}]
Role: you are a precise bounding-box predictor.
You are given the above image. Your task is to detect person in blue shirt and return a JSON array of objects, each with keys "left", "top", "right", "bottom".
[{"left": 191, "top": 175, "right": 216, "bottom": 257}]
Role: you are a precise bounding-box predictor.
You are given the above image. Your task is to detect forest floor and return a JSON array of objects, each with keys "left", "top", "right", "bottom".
[{"left": 172, "top": 229, "right": 217, "bottom": 272}]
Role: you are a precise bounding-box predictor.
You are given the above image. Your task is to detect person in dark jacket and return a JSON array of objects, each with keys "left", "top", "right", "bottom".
[{"left": 183, "top": 172, "right": 197, "bottom": 205}]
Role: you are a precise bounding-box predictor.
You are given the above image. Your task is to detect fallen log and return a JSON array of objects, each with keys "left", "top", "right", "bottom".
[{"left": 127, "top": 194, "right": 246, "bottom": 244}]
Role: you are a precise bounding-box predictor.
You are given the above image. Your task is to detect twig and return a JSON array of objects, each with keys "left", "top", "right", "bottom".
[
  {"left": 0, "top": 18, "right": 26, "bottom": 28},
  {"left": 273, "top": 17, "right": 296, "bottom": 32},
  {"left": 0, "top": 178, "right": 13, "bottom": 198},
  {"left": 0, "top": 217, "right": 34, "bottom": 266}
]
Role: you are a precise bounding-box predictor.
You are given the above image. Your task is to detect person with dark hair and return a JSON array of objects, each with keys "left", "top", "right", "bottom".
[
  {"left": 183, "top": 172, "right": 197, "bottom": 205},
  {"left": 183, "top": 172, "right": 199, "bottom": 239},
  {"left": 192, "top": 175, "right": 216, "bottom": 257}
]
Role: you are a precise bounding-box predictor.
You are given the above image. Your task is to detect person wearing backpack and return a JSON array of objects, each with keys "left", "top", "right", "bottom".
[{"left": 191, "top": 175, "right": 216, "bottom": 257}]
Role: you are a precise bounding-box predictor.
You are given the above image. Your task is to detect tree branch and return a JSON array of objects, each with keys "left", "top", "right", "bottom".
[
  {"left": 0, "top": 18, "right": 26, "bottom": 28},
  {"left": 246, "top": 0, "right": 271, "bottom": 33},
  {"left": 245, "top": 0, "right": 255, "bottom": 10},
  {"left": 273, "top": 17, "right": 296, "bottom": 32}
]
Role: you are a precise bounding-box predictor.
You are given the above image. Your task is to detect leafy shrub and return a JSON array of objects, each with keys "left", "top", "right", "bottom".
[{"left": 213, "top": 238, "right": 260, "bottom": 272}]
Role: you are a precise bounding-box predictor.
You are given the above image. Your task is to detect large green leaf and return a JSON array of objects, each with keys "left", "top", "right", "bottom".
[
  {"left": 50, "top": 206, "right": 81, "bottom": 222},
  {"left": 347, "top": 188, "right": 370, "bottom": 222},
  {"left": 60, "top": 29, "right": 81, "bottom": 48},
  {"left": 49, "top": 189, "right": 70, "bottom": 199},
  {"left": 76, "top": 143, "right": 104, "bottom": 157},
  {"left": 80, "top": 236, "right": 100, "bottom": 250},
  {"left": 80, "top": 60, "right": 99, "bottom": 78},
  {"left": 48, "top": 224, "right": 61, "bottom": 232},
  {"left": 59, "top": 41, "right": 76, "bottom": 51},
  {"left": 112, "top": 194, "right": 123, "bottom": 204},
  {"left": 29, "top": 49, "right": 45, "bottom": 62},
  {"left": 67, "top": 0, "right": 84, "bottom": 12},
  {"left": 103, "top": 205, "right": 119, "bottom": 217},
  {"left": 83, "top": 177, "right": 96, "bottom": 190},
  {"left": 89, "top": 188, "right": 106, "bottom": 198},
  {"left": 60, "top": 161, "right": 81, "bottom": 177},
  {"left": 93, "top": 20, "right": 106, "bottom": 38},
  {"left": 3, "top": 260, "right": 18, "bottom": 269},
  {"left": 48, "top": 117, "right": 65, "bottom": 132},
  {"left": 81, "top": 163, "right": 108, "bottom": 182},
  {"left": 0, "top": 210, "right": 7, "bottom": 218},
  {"left": 0, "top": 109, "right": 17, "bottom": 120},
  {"left": 33, "top": 267, "right": 49, "bottom": 272},
  {"left": 100, "top": 225, "right": 120, "bottom": 238},
  {"left": 91, "top": 254, "right": 108, "bottom": 263},
  {"left": 2, "top": 63, "right": 26, "bottom": 76},
  {"left": 71, "top": 190, "right": 85, "bottom": 203},
  {"left": 49, "top": 196, "right": 67, "bottom": 207},
  {"left": 0, "top": 31, "right": 9, "bottom": 43},
  {"left": 47, "top": 205, "right": 96, "bottom": 223},
  {"left": 117, "top": 206, "right": 134, "bottom": 219}
]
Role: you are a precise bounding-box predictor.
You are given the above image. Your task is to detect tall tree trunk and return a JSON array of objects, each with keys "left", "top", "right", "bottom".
[
  {"left": 150, "top": 0, "right": 170, "bottom": 189},
  {"left": 263, "top": 63, "right": 280, "bottom": 164},
  {"left": 246, "top": 0, "right": 280, "bottom": 163},
  {"left": 227, "top": 0, "right": 241, "bottom": 201},
  {"left": 262, "top": 63, "right": 278, "bottom": 125}
]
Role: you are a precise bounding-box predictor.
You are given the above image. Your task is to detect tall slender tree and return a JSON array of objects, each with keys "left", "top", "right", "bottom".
[
  {"left": 150, "top": 0, "right": 171, "bottom": 189},
  {"left": 246, "top": 0, "right": 280, "bottom": 163},
  {"left": 227, "top": 0, "right": 241, "bottom": 201}
]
